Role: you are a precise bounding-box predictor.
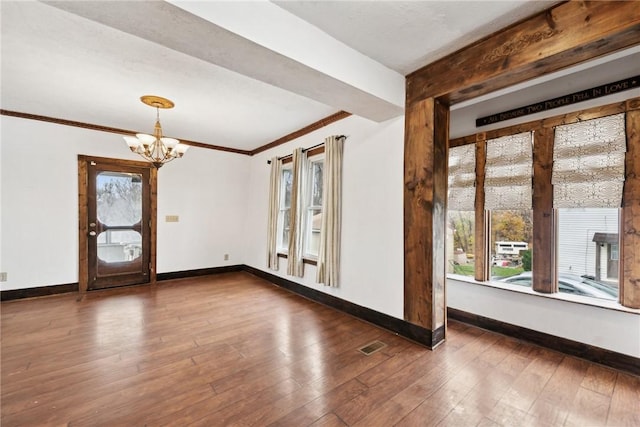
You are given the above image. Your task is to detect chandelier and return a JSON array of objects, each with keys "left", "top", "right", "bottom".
[{"left": 123, "top": 95, "right": 189, "bottom": 168}]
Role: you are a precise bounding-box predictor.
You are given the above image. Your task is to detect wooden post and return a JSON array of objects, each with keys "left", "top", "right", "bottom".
[
  {"left": 474, "top": 134, "right": 489, "bottom": 282},
  {"left": 404, "top": 97, "right": 449, "bottom": 345},
  {"left": 532, "top": 127, "right": 556, "bottom": 293},
  {"left": 621, "top": 100, "right": 640, "bottom": 308}
]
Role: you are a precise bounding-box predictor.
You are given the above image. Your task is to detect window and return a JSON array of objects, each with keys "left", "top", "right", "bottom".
[
  {"left": 275, "top": 155, "right": 326, "bottom": 260},
  {"left": 552, "top": 114, "right": 625, "bottom": 300},
  {"left": 447, "top": 109, "right": 630, "bottom": 305},
  {"left": 485, "top": 132, "right": 533, "bottom": 281},
  {"left": 267, "top": 136, "right": 343, "bottom": 283},
  {"left": 277, "top": 166, "right": 292, "bottom": 253},
  {"left": 304, "top": 156, "right": 324, "bottom": 258},
  {"left": 447, "top": 144, "right": 475, "bottom": 276}
]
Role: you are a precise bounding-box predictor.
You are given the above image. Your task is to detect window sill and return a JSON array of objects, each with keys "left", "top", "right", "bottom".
[
  {"left": 277, "top": 252, "right": 318, "bottom": 266},
  {"left": 447, "top": 273, "right": 640, "bottom": 315}
]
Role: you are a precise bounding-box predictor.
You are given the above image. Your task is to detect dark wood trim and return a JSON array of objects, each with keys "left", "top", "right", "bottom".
[
  {"left": 532, "top": 127, "right": 556, "bottom": 293},
  {"left": 251, "top": 111, "right": 351, "bottom": 156},
  {"left": 447, "top": 307, "right": 640, "bottom": 377},
  {"left": 2, "top": 266, "right": 245, "bottom": 301},
  {"left": 78, "top": 158, "right": 89, "bottom": 294},
  {"left": 0, "top": 109, "right": 251, "bottom": 155},
  {"left": 474, "top": 134, "right": 489, "bottom": 282},
  {"left": 0, "top": 262, "right": 440, "bottom": 348},
  {"left": 450, "top": 98, "right": 635, "bottom": 147},
  {"left": 407, "top": 1, "right": 640, "bottom": 106},
  {"left": 622, "top": 103, "right": 640, "bottom": 309},
  {"left": 276, "top": 252, "right": 318, "bottom": 266},
  {"left": 280, "top": 146, "right": 326, "bottom": 165},
  {"left": 243, "top": 265, "right": 440, "bottom": 349},
  {"left": 156, "top": 265, "right": 244, "bottom": 281},
  {"left": 1, "top": 283, "right": 79, "bottom": 301}
]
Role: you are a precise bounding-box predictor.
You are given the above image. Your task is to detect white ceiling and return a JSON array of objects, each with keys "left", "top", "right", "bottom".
[{"left": 2, "top": 1, "right": 636, "bottom": 153}]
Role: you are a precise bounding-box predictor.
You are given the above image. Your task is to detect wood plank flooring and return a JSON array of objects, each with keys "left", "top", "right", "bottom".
[{"left": 2, "top": 272, "right": 638, "bottom": 426}]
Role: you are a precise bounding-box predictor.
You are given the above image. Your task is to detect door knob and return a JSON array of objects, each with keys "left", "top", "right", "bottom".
[{"left": 89, "top": 231, "right": 96, "bottom": 236}]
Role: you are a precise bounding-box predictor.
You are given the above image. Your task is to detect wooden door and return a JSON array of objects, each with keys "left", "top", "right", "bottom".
[{"left": 79, "top": 156, "right": 155, "bottom": 291}]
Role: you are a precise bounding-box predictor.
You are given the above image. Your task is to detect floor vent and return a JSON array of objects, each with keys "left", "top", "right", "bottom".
[{"left": 358, "top": 340, "right": 387, "bottom": 356}]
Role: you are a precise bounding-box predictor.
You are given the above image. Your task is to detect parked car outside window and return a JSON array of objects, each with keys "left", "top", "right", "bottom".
[{"left": 499, "top": 272, "right": 617, "bottom": 300}]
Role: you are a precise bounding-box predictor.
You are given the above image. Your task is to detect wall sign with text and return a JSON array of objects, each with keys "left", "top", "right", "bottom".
[{"left": 476, "top": 76, "right": 639, "bottom": 127}]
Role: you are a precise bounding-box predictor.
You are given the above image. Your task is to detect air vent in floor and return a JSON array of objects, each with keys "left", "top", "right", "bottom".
[{"left": 358, "top": 340, "right": 387, "bottom": 356}]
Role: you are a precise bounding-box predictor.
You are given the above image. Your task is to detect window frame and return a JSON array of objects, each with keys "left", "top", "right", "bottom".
[{"left": 447, "top": 98, "right": 638, "bottom": 308}]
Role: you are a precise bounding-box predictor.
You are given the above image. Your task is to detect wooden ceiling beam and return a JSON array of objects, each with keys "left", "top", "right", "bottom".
[{"left": 406, "top": 1, "right": 640, "bottom": 107}]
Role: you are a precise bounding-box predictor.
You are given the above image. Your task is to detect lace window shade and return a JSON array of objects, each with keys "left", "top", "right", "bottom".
[
  {"left": 448, "top": 144, "right": 476, "bottom": 211},
  {"left": 485, "top": 132, "right": 533, "bottom": 210},
  {"left": 552, "top": 114, "right": 626, "bottom": 208}
]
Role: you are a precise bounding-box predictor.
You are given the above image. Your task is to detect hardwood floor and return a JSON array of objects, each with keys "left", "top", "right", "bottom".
[{"left": 2, "top": 272, "right": 638, "bottom": 426}]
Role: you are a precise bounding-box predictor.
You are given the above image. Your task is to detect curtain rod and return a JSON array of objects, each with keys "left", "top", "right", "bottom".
[{"left": 266, "top": 135, "right": 345, "bottom": 164}]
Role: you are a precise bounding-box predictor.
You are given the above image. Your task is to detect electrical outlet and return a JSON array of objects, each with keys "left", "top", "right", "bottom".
[
  {"left": 166, "top": 215, "right": 179, "bottom": 223},
  {"left": 0, "top": 272, "right": 7, "bottom": 282},
  {"left": 224, "top": 254, "right": 229, "bottom": 261}
]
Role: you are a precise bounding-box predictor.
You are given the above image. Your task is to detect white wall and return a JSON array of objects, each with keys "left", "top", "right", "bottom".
[
  {"left": 448, "top": 278, "right": 640, "bottom": 357},
  {"left": 0, "top": 116, "right": 248, "bottom": 290},
  {"left": 156, "top": 146, "right": 248, "bottom": 273},
  {"left": 242, "top": 115, "right": 405, "bottom": 319}
]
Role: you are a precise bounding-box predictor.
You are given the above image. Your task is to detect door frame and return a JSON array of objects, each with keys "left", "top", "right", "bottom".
[{"left": 78, "top": 155, "right": 158, "bottom": 293}]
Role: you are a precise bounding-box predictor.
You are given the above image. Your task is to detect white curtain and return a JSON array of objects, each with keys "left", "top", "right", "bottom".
[
  {"left": 266, "top": 157, "right": 281, "bottom": 270},
  {"left": 485, "top": 132, "right": 533, "bottom": 210},
  {"left": 287, "top": 148, "right": 306, "bottom": 277},
  {"left": 448, "top": 143, "right": 476, "bottom": 211},
  {"left": 317, "top": 135, "right": 345, "bottom": 287},
  {"left": 553, "top": 113, "right": 626, "bottom": 208}
]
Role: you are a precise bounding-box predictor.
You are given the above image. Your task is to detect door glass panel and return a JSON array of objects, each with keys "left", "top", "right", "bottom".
[
  {"left": 97, "top": 231, "right": 142, "bottom": 263},
  {"left": 96, "top": 172, "right": 142, "bottom": 225}
]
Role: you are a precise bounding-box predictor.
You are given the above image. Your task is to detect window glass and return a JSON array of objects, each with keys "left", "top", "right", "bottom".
[
  {"left": 277, "top": 167, "right": 292, "bottom": 252},
  {"left": 447, "top": 210, "right": 475, "bottom": 276},
  {"left": 447, "top": 144, "right": 476, "bottom": 276},
  {"left": 557, "top": 208, "right": 619, "bottom": 300},
  {"left": 97, "top": 231, "right": 142, "bottom": 263},
  {"left": 305, "top": 159, "right": 324, "bottom": 257},
  {"left": 96, "top": 172, "right": 142, "bottom": 226},
  {"left": 311, "top": 161, "right": 323, "bottom": 207},
  {"left": 96, "top": 172, "right": 142, "bottom": 264},
  {"left": 282, "top": 168, "right": 292, "bottom": 209},
  {"left": 490, "top": 209, "right": 532, "bottom": 281}
]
